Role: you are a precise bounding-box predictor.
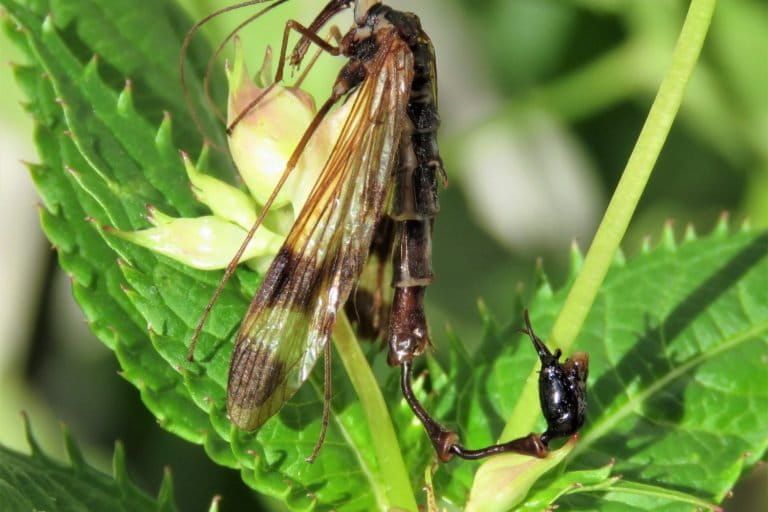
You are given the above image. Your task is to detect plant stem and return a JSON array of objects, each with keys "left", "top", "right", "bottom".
[
  {"left": 501, "top": 0, "right": 717, "bottom": 440},
  {"left": 333, "top": 314, "right": 417, "bottom": 511}
]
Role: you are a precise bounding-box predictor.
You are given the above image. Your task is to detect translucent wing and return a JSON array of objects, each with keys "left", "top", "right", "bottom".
[
  {"left": 227, "top": 33, "right": 414, "bottom": 430},
  {"left": 345, "top": 215, "right": 395, "bottom": 341}
]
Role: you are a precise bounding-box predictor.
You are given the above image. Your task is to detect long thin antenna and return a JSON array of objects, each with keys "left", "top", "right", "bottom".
[
  {"left": 202, "top": 0, "right": 292, "bottom": 124},
  {"left": 179, "top": 0, "right": 288, "bottom": 143}
]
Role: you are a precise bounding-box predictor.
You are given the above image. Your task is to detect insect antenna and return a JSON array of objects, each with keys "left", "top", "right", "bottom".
[
  {"left": 179, "top": 0, "right": 290, "bottom": 145},
  {"left": 226, "top": 18, "right": 344, "bottom": 134},
  {"left": 202, "top": 2, "right": 294, "bottom": 125}
]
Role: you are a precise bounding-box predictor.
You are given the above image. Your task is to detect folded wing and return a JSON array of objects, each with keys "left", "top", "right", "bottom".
[{"left": 228, "top": 34, "right": 414, "bottom": 430}]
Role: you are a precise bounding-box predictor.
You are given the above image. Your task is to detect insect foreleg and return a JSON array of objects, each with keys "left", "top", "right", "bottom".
[
  {"left": 292, "top": 25, "right": 344, "bottom": 90},
  {"left": 290, "top": 0, "right": 352, "bottom": 65},
  {"left": 227, "top": 19, "right": 342, "bottom": 133},
  {"left": 181, "top": 0, "right": 291, "bottom": 141},
  {"left": 203, "top": 1, "right": 293, "bottom": 124}
]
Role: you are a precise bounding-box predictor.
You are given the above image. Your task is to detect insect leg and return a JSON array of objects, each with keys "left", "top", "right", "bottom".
[
  {"left": 227, "top": 19, "right": 342, "bottom": 133},
  {"left": 290, "top": 0, "right": 352, "bottom": 65},
  {"left": 292, "top": 25, "right": 344, "bottom": 90},
  {"left": 181, "top": 0, "right": 292, "bottom": 141},
  {"left": 305, "top": 334, "right": 333, "bottom": 463},
  {"left": 203, "top": 1, "right": 294, "bottom": 124}
]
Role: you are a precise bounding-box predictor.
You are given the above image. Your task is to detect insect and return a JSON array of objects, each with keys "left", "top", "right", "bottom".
[{"left": 182, "top": 0, "right": 588, "bottom": 462}]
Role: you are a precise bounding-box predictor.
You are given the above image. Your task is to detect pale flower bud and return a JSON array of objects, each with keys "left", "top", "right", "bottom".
[
  {"left": 109, "top": 208, "right": 283, "bottom": 271},
  {"left": 111, "top": 37, "right": 355, "bottom": 272},
  {"left": 227, "top": 39, "right": 319, "bottom": 211},
  {"left": 226, "top": 37, "right": 355, "bottom": 216}
]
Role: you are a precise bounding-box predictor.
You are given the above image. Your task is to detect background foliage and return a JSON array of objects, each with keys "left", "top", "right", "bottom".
[{"left": 0, "top": 0, "right": 766, "bottom": 510}]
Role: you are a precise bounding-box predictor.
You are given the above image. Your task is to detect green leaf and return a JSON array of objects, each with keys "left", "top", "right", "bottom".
[
  {"left": 470, "top": 224, "right": 768, "bottom": 510},
  {"left": 5, "top": 0, "right": 767, "bottom": 510},
  {"left": 0, "top": 416, "right": 178, "bottom": 511},
  {"left": 2, "top": 0, "right": 432, "bottom": 509}
]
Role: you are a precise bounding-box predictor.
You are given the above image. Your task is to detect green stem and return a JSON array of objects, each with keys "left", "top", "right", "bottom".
[
  {"left": 333, "top": 314, "right": 417, "bottom": 511},
  {"left": 501, "top": 0, "right": 717, "bottom": 440}
]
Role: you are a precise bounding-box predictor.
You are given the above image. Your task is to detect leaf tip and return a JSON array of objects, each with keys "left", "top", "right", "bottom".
[
  {"left": 157, "top": 467, "right": 176, "bottom": 512},
  {"left": 84, "top": 53, "right": 99, "bottom": 78},
  {"left": 115, "top": 257, "right": 134, "bottom": 269},
  {"left": 196, "top": 144, "right": 212, "bottom": 169},
  {"left": 119, "top": 282, "right": 134, "bottom": 297},
  {"left": 477, "top": 298, "right": 491, "bottom": 323},
  {"left": 640, "top": 235, "right": 652, "bottom": 254},
  {"left": 207, "top": 495, "right": 222, "bottom": 512},
  {"left": 568, "top": 239, "right": 584, "bottom": 277},
  {"left": 144, "top": 203, "right": 175, "bottom": 225},
  {"left": 62, "top": 423, "right": 86, "bottom": 469},
  {"left": 534, "top": 257, "right": 553, "bottom": 298},
  {"left": 21, "top": 412, "right": 43, "bottom": 456},
  {"left": 155, "top": 111, "right": 173, "bottom": 151},
  {"left": 515, "top": 280, "right": 525, "bottom": 299},
  {"left": 63, "top": 164, "right": 79, "bottom": 178},
  {"left": 683, "top": 222, "right": 697, "bottom": 242},
  {"left": 661, "top": 219, "right": 676, "bottom": 250},
  {"left": 112, "top": 441, "right": 128, "bottom": 485},
  {"left": 714, "top": 211, "right": 730, "bottom": 236},
  {"left": 117, "top": 79, "right": 135, "bottom": 115},
  {"left": 41, "top": 13, "right": 53, "bottom": 33},
  {"left": 740, "top": 216, "right": 751, "bottom": 233}
]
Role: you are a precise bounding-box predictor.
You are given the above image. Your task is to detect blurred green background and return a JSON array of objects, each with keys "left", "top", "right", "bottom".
[{"left": 0, "top": 0, "right": 765, "bottom": 510}]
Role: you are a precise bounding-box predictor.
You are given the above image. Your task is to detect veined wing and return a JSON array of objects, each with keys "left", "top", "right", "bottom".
[
  {"left": 345, "top": 215, "right": 395, "bottom": 341},
  {"left": 228, "top": 32, "right": 414, "bottom": 430}
]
